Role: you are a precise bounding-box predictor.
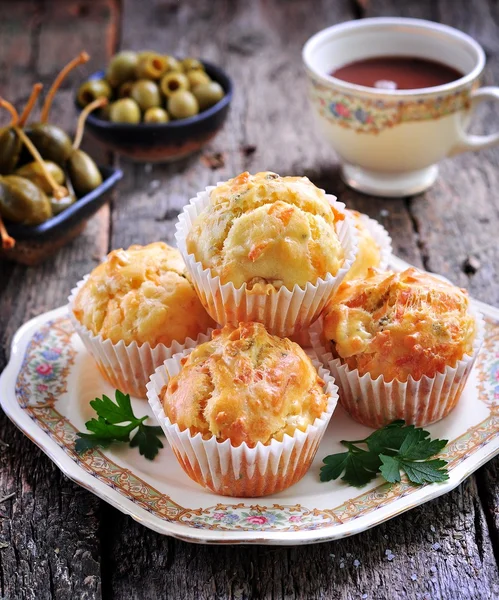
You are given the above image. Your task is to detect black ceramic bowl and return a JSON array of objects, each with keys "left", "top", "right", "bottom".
[
  {"left": 6, "top": 166, "right": 122, "bottom": 242},
  {"left": 77, "top": 61, "right": 233, "bottom": 162}
]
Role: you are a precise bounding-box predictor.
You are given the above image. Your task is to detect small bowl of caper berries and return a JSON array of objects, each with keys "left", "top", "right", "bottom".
[{"left": 76, "top": 51, "right": 233, "bottom": 162}]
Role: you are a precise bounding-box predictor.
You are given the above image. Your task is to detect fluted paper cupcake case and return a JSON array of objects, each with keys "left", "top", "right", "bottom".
[
  {"left": 68, "top": 278, "right": 214, "bottom": 399},
  {"left": 310, "top": 308, "right": 485, "bottom": 428},
  {"left": 147, "top": 350, "right": 339, "bottom": 497},
  {"left": 175, "top": 185, "right": 358, "bottom": 337},
  {"left": 290, "top": 214, "right": 392, "bottom": 349}
]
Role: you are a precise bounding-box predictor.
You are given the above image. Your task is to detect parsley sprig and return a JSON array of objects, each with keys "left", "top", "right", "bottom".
[
  {"left": 75, "top": 390, "right": 164, "bottom": 460},
  {"left": 321, "top": 420, "right": 449, "bottom": 487}
]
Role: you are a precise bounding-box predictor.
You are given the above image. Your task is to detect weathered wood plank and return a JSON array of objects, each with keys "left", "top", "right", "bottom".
[
  {"left": 0, "top": 1, "right": 119, "bottom": 598},
  {"left": 102, "top": 1, "right": 499, "bottom": 599}
]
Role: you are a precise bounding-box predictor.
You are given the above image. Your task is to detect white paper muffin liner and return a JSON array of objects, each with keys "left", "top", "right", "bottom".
[
  {"left": 147, "top": 350, "right": 339, "bottom": 497},
  {"left": 310, "top": 307, "right": 484, "bottom": 428},
  {"left": 68, "top": 277, "right": 214, "bottom": 399},
  {"left": 175, "top": 184, "right": 358, "bottom": 337}
]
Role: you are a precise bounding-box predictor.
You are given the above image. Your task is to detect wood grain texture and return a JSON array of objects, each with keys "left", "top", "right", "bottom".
[
  {"left": 0, "top": 1, "right": 118, "bottom": 598},
  {"left": 1, "top": 0, "right": 499, "bottom": 598},
  {"left": 100, "top": 1, "right": 499, "bottom": 599}
]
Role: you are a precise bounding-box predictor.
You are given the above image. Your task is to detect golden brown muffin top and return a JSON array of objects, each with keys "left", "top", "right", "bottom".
[
  {"left": 162, "top": 322, "right": 328, "bottom": 447},
  {"left": 343, "top": 210, "right": 381, "bottom": 282},
  {"left": 72, "top": 242, "right": 215, "bottom": 347},
  {"left": 322, "top": 268, "right": 476, "bottom": 382},
  {"left": 186, "top": 171, "right": 345, "bottom": 290}
]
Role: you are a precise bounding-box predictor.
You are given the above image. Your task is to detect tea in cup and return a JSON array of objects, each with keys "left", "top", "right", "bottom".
[{"left": 303, "top": 17, "right": 499, "bottom": 197}]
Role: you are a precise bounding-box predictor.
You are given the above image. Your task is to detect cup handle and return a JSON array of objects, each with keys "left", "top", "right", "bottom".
[{"left": 450, "top": 87, "right": 499, "bottom": 155}]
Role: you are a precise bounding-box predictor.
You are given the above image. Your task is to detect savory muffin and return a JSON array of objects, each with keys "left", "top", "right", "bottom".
[
  {"left": 344, "top": 210, "right": 382, "bottom": 281},
  {"left": 186, "top": 171, "right": 346, "bottom": 290},
  {"left": 72, "top": 242, "right": 215, "bottom": 347},
  {"left": 322, "top": 267, "right": 476, "bottom": 382},
  {"left": 162, "top": 322, "right": 328, "bottom": 447}
]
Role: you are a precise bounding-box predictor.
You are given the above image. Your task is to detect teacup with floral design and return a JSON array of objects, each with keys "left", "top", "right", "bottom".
[{"left": 303, "top": 17, "right": 499, "bottom": 197}]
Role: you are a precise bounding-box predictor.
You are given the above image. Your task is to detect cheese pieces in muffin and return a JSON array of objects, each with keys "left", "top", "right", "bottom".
[
  {"left": 162, "top": 322, "right": 328, "bottom": 447},
  {"left": 72, "top": 242, "right": 215, "bottom": 347},
  {"left": 322, "top": 268, "right": 476, "bottom": 382},
  {"left": 344, "top": 210, "right": 382, "bottom": 281},
  {"left": 186, "top": 171, "right": 346, "bottom": 290}
]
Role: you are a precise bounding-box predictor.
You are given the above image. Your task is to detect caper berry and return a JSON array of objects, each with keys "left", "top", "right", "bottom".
[
  {"left": 192, "top": 81, "right": 224, "bottom": 111},
  {"left": 144, "top": 107, "right": 169, "bottom": 123},
  {"left": 77, "top": 79, "right": 112, "bottom": 107},
  {"left": 167, "top": 90, "right": 199, "bottom": 119},
  {"left": 130, "top": 80, "right": 161, "bottom": 111},
  {"left": 109, "top": 98, "right": 141, "bottom": 124},
  {"left": 160, "top": 72, "right": 189, "bottom": 97},
  {"left": 15, "top": 161, "right": 65, "bottom": 194}
]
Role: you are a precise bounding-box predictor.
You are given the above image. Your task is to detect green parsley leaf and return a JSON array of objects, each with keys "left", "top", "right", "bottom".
[
  {"left": 320, "top": 452, "right": 350, "bottom": 482},
  {"left": 74, "top": 433, "right": 112, "bottom": 453},
  {"left": 130, "top": 425, "right": 165, "bottom": 460},
  {"left": 396, "top": 458, "right": 449, "bottom": 485},
  {"left": 321, "top": 420, "right": 449, "bottom": 488},
  {"left": 75, "top": 390, "right": 164, "bottom": 461},
  {"left": 84, "top": 415, "right": 138, "bottom": 440},
  {"left": 89, "top": 390, "right": 135, "bottom": 424},
  {"left": 342, "top": 448, "right": 381, "bottom": 487},
  {"left": 378, "top": 454, "right": 402, "bottom": 483}
]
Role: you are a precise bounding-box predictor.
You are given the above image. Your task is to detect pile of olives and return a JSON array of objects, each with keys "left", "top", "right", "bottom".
[
  {"left": 77, "top": 51, "right": 226, "bottom": 124},
  {"left": 0, "top": 52, "right": 104, "bottom": 250}
]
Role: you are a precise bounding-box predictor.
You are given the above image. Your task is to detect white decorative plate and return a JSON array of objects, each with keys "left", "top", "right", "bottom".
[{"left": 1, "top": 256, "right": 499, "bottom": 545}]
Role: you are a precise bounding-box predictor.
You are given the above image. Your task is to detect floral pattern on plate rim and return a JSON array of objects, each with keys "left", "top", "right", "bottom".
[
  {"left": 308, "top": 75, "right": 473, "bottom": 134},
  {"left": 14, "top": 315, "right": 499, "bottom": 532}
]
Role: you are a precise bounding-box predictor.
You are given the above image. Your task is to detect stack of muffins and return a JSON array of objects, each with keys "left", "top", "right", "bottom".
[{"left": 69, "top": 171, "right": 483, "bottom": 498}]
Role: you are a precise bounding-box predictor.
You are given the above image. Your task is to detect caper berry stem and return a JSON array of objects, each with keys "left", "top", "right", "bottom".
[
  {"left": 40, "top": 51, "right": 90, "bottom": 123},
  {"left": 73, "top": 97, "right": 108, "bottom": 150},
  {"left": 14, "top": 126, "right": 69, "bottom": 200},
  {"left": 0, "top": 98, "right": 19, "bottom": 127},
  {"left": 0, "top": 213, "right": 15, "bottom": 250},
  {"left": 18, "top": 83, "right": 43, "bottom": 127}
]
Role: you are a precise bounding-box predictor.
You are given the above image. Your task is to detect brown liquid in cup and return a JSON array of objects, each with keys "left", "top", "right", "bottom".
[{"left": 330, "top": 56, "right": 464, "bottom": 90}]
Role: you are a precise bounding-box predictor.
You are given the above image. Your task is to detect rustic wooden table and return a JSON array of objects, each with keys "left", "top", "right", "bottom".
[{"left": 1, "top": 0, "right": 499, "bottom": 598}]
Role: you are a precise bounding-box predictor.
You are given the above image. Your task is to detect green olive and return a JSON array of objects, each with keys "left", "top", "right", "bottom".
[
  {"left": 0, "top": 175, "right": 52, "bottom": 225},
  {"left": 160, "top": 72, "right": 189, "bottom": 97},
  {"left": 135, "top": 54, "right": 168, "bottom": 80},
  {"left": 163, "top": 55, "right": 182, "bottom": 73},
  {"left": 16, "top": 161, "right": 65, "bottom": 194},
  {"left": 98, "top": 103, "right": 112, "bottom": 121},
  {"left": 118, "top": 81, "right": 134, "bottom": 98},
  {"left": 77, "top": 79, "right": 112, "bottom": 107},
  {"left": 0, "top": 127, "right": 21, "bottom": 175},
  {"left": 109, "top": 98, "right": 141, "bottom": 124},
  {"left": 130, "top": 80, "right": 161, "bottom": 111},
  {"left": 143, "top": 107, "right": 169, "bottom": 123},
  {"left": 67, "top": 149, "right": 103, "bottom": 197},
  {"left": 192, "top": 82, "right": 225, "bottom": 111},
  {"left": 181, "top": 58, "right": 204, "bottom": 72},
  {"left": 138, "top": 50, "right": 157, "bottom": 61},
  {"left": 186, "top": 70, "right": 211, "bottom": 89},
  {"left": 106, "top": 51, "right": 139, "bottom": 87},
  {"left": 167, "top": 90, "right": 199, "bottom": 119},
  {"left": 50, "top": 192, "right": 75, "bottom": 215},
  {"left": 25, "top": 123, "right": 73, "bottom": 166}
]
